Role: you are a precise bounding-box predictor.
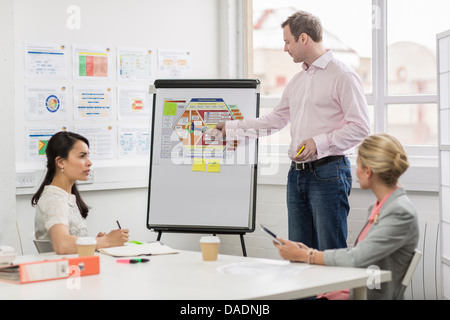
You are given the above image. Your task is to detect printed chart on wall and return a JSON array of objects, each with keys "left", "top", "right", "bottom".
[
  {"left": 73, "top": 44, "right": 112, "bottom": 80},
  {"left": 117, "top": 47, "right": 153, "bottom": 81},
  {"left": 73, "top": 85, "right": 112, "bottom": 120},
  {"left": 26, "top": 126, "right": 67, "bottom": 162},
  {"left": 147, "top": 79, "right": 260, "bottom": 233},
  {"left": 24, "top": 42, "right": 68, "bottom": 79},
  {"left": 25, "top": 85, "right": 67, "bottom": 121}
]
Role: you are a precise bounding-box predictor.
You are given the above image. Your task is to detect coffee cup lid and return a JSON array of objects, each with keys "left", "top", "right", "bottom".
[
  {"left": 76, "top": 237, "right": 97, "bottom": 245},
  {"left": 200, "top": 236, "right": 220, "bottom": 243}
]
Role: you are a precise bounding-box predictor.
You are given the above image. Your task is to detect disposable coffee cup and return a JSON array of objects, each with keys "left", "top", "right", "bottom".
[
  {"left": 76, "top": 237, "right": 97, "bottom": 257},
  {"left": 200, "top": 236, "right": 220, "bottom": 261}
]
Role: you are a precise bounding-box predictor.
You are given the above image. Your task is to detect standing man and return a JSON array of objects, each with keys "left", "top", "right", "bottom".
[{"left": 212, "top": 11, "right": 370, "bottom": 250}]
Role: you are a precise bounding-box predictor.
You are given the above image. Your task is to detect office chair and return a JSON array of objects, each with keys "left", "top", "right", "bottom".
[
  {"left": 29, "top": 232, "right": 54, "bottom": 253},
  {"left": 395, "top": 249, "right": 422, "bottom": 300}
]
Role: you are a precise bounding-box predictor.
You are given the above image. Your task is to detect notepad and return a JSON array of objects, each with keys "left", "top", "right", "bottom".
[{"left": 98, "top": 242, "right": 178, "bottom": 257}]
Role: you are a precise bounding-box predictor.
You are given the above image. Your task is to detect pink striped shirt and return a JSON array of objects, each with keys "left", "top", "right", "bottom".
[{"left": 226, "top": 50, "right": 370, "bottom": 161}]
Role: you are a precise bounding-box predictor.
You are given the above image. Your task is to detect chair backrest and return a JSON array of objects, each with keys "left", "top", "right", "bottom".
[
  {"left": 396, "top": 249, "right": 422, "bottom": 299},
  {"left": 33, "top": 239, "right": 54, "bottom": 253},
  {"left": 29, "top": 232, "right": 54, "bottom": 253}
]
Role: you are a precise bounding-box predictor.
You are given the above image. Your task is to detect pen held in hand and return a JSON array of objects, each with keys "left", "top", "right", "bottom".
[
  {"left": 296, "top": 145, "right": 305, "bottom": 157},
  {"left": 116, "top": 220, "right": 121, "bottom": 229}
]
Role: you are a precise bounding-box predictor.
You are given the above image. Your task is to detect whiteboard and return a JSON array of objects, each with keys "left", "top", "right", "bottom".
[{"left": 147, "top": 79, "right": 260, "bottom": 233}]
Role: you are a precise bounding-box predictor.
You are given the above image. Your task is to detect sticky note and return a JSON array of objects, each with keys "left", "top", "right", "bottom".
[
  {"left": 207, "top": 159, "right": 220, "bottom": 173},
  {"left": 163, "top": 102, "right": 177, "bottom": 116},
  {"left": 192, "top": 158, "right": 206, "bottom": 172}
]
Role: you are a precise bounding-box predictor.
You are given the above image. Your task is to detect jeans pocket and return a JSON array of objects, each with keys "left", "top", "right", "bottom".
[{"left": 313, "top": 164, "right": 340, "bottom": 182}]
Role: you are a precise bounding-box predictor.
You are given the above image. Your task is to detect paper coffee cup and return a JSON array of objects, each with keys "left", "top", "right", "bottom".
[
  {"left": 200, "top": 236, "right": 220, "bottom": 261},
  {"left": 76, "top": 237, "right": 97, "bottom": 257}
]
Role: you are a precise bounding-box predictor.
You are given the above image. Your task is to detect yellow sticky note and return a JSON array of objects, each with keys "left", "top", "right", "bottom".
[
  {"left": 192, "top": 158, "right": 206, "bottom": 172},
  {"left": 207, "top": 159, "right": 220, "bottom": 173}
]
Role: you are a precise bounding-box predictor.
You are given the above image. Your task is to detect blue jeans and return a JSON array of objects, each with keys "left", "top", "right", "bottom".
[{"left": 286, "top": 157, "right": 352, "bottom": 250}]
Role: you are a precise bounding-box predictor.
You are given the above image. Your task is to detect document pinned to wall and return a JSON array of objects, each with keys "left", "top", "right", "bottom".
[
  {"left": 25, "top": 85, "right": 68, "bottom": 121},
  {"left": 73, "top": 44, "right": 112, "bottom": 80},
  {"left": 157, "top": 49, "right": 192, "bottom": 78},
  {"left": 26, "top": 126, "right": 67, "bottom": 162},
  {"left": 117, "top": 86, "right": 152, "bottom": 120},
  {"left": 117, "top": 47, "right": 153, "bottom": 81},
  {"left": 74, "top": 124, "right": 114, "bottom": 159},
  {"left": 118, "top": 126, "right": 151, "bottom": 159},
  {"left": 24, "top": 42, "right": 68, "bottom": 79},
  {"left": 73, "top": 85, "right": 112, "bottom": 120}
]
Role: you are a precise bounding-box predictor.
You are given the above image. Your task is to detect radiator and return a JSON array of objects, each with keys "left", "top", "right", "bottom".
[{"left": 404, "top": 219, "right": 442, "bottom": 300}]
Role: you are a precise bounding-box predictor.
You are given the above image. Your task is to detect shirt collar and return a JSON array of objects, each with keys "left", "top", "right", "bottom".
[{"left": 302, "top": 50, "right": 333, "bottom": 71}]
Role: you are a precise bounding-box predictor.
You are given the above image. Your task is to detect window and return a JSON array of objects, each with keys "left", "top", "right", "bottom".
[
  {"left": 250, "top": 0, "right": 450, "bottom": 148},
  {"left": 387, "top": 0, "right": 450, "bottom": 95},
  {"left": 253, "top": 0, "right": 372, "bottom": 95}
]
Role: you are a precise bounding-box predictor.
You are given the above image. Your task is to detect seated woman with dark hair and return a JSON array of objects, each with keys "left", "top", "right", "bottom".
[{"left": 32, "top": 131, "right": 129, "bottom": 254}]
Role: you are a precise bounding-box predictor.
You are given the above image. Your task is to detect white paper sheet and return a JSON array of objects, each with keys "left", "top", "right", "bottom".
[
  {"left": 74, "top": 124, "right": 114, "bottom": 159},
  {"left": 157, "top": 49, "right": 192, "bottom": 78},
  {"left": 118, "top": 126, "right": 151, "bottom": 159},
  {"left": 24, "top": 42, "right": 67, "bottom": 79},
  {"left": 25, "top": 85, "right": 68, "bottom": 121},
  {"left": 73, "top": 85, "right": 112, "bottom": 120},
  {"left": 117, "top": 47, "right": 153, "bottom": 81},
  {"left": 117, "top": 85, "right": 152, "bottom": 120}
]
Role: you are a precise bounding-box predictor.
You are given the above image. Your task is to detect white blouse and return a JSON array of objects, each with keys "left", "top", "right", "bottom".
[{"left": 35, "top": 185, "right": 88, "bottom": 240}]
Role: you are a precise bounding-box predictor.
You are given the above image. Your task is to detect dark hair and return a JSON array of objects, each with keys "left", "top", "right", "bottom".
[
  {"left": 31, "top": 131, "right": 90, "bottom": 219},
  {"left": 281, "top": 11, "right": 323, "bottom": 43}
]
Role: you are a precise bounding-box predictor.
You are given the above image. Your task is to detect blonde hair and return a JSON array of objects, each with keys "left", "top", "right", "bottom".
[{"left": 357, "top": 134, "right": 409, "bottom": 187}]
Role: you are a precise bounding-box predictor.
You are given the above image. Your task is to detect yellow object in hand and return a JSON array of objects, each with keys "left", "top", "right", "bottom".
[{"left": 296, "top": 145, "right": 305, "bottom": 157}]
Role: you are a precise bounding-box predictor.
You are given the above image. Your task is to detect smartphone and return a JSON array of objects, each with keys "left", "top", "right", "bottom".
[{"left": 259, "top": 223, "right": 282, "bottom": 245}]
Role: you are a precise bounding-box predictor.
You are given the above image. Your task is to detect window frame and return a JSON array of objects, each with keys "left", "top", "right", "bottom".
[
  {"left": 246, "top": 0, "right": 439, "bottom": 156},
  {"left": 243, "top": 0, "right": 439, "bottom": 191}
]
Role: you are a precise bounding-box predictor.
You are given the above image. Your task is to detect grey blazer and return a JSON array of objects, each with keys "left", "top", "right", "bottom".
[{"left": 323, "top": 188, "right": 419, "bottom": 300}]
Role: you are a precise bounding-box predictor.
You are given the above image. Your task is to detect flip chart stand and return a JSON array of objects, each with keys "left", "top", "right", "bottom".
[
  {"left": 147, "top": 79, "right": 260, "bottom": 258},
  {"left": 155, "top": 230, "right": 247, "bottom": 257}
]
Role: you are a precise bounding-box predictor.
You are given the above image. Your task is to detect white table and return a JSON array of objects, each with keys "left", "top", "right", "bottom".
[{"left": 0, "top": 250, "right": 391, "bottom": 300}]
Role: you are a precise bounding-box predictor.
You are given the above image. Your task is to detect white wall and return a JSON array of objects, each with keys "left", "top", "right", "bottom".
[
  {"left": 0, "top": 0, "right": 19, "bottom": 248},
  {"left": 8, "top": 0, "right": 222, "bottom": 252},
  {"left": 14, "top": 0, "right": 221, "bottom": 165}
]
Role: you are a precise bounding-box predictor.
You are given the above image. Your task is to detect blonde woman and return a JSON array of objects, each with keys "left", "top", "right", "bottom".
[{"left": 274, "top": 133, "right": 419, "bottom": 300}]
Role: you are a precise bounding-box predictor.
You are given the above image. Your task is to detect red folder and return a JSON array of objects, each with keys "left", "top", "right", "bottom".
[{"left": 0, "top": 255, "right": 100, "bottom": 284}]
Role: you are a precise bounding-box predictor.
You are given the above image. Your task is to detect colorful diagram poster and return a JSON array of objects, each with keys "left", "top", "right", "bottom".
[
  {"left": 26, "top": 126, "right": 66, "bottom": 161},
  {"left": 117, "top": 47, "right": 152, "bottom": 81},
  {"left": 24, "top": 42, "right": 67, "bottom": 79},
  {"left": 160, "top": 98, "right": 244, "bottom": 159},
  {"left": 117, "top": 86, "right": 152, "bottom": 120},
  {"left": 25, "top": 85, "right": 68, "bottom": 121},
  {"left": 73, "top": 85, "right": 112, "bottom": 120},
  {"left": 73, "top": 44, "right": 112, "bottom": 80},
  {"left": 118, "top": 126, "right": 151, "bottom": 159}
]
